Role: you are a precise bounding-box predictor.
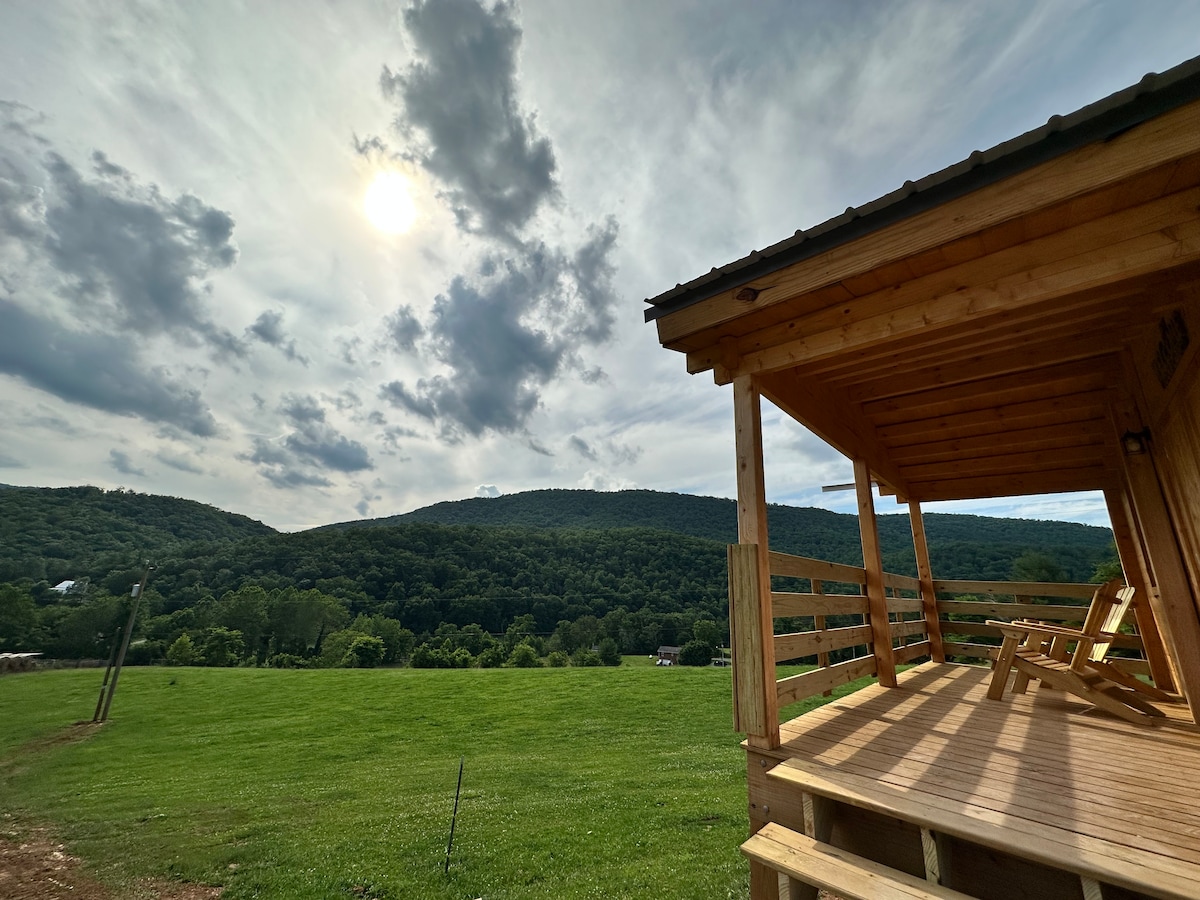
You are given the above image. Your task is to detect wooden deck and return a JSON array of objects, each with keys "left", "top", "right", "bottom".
[{"left": 744, "top": 662, "right": 1200, "bottom": 900}]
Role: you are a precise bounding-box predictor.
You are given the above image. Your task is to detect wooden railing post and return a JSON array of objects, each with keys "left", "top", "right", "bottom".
[
  {"left": 732, "top": 375, "right": 779, "bottom": 747},
  {"left": 908, "top": 500, "right": 946, "bottom": 663},
  {"left": 855, "top": 459, "right": 897, "bottom": 687}
]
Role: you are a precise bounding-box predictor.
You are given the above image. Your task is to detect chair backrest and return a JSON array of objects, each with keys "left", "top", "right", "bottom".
[{"left": 1069, "top": 579, "right": 1134, "bottom": 669}]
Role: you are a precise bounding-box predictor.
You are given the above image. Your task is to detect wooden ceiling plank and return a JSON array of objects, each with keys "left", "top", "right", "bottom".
[
  {"left": 860, "top": 360, "right": 1114, "bottom": 425},
  {"left": 876, "top": 396, "right": 1108, "bottom": 446},
  {"left": 654, "top": 103, "right": 1200, "bottom": 345},
  {"left": 887, "top": 424, "right": 1105, "bottom": 465},
  {"left": 841, "top": 330, "right": 1125, "bottom": 403}
]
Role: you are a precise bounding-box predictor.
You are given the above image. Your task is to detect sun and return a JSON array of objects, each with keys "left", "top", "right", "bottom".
[{"left": 363, "top": 171, "right": 417, "bottom": 234}]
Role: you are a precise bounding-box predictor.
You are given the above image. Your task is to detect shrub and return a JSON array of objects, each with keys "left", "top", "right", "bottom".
[
  {"left": 506, "top": 642, "right": 541, "bottom": 668},
  {"left": 546, "top": 650, "right": 570, "bottom": 668},
  {"left": 342, "top": 634, "right": 386, "bottom": 668},
  {"left": 572, "top": 649, "right": 602, "bottom": 667},
  {"left": 266, "top": 652, "right": 312, "bottom": 669},
  {"left": 679, "top": 639, "right": 716, "bottom": 666}
]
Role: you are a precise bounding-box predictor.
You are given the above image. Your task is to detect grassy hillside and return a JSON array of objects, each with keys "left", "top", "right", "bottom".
[{"left": 0, "top": 665, "right": 870, "bottom": 898}]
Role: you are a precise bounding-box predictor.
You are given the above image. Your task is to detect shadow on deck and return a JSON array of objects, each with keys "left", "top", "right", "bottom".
[{"left": 744, "top": 662, "right": 1200, "bottom": 900}]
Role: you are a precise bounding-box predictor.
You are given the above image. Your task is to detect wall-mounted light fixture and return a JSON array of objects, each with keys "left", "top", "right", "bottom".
[{"left": 1121, "top": 428, "right": 1151, "bottom": 455}]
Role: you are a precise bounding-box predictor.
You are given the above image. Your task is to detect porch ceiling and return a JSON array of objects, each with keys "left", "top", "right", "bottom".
[{"left": 649, "top": 72, "right": 1200, "bottom": 504}]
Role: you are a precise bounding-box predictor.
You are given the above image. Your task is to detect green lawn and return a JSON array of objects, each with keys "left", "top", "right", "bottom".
[{"left": 0, "top": 662, "right": 873, "bottom": 898}]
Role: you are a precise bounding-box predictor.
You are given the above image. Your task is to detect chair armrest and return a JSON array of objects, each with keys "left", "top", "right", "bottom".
[{"left": 984, "top": 620, "right": 1103, "bottom": 649}]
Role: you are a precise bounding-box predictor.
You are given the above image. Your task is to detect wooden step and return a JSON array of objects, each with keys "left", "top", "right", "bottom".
[
  {"left": 767, "top": 756, "right": 1200, "bottom": 899},
  {"left": 742, "top": 822, "right": 974, "bottom": 900}
]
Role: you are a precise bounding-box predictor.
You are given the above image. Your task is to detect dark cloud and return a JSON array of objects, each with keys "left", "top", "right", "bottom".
[
  {"left": 280, "top": 394, "right": 373, "bottom": 472},
  {"left": 568, "top": 435, "right": 597, "bottom": 461},
  {"left": 154, "top": 450, "right": 205, "bottom": 475},
  {"left": 241, "top": 395, "right": 374, "bottom": 489},
  {"left": 382, "top": 0, "right": 557, "bottom": 242},
  {"left": 0, "top": 298, "right": 219, "bottom": 436},
  {"left": 368, "top": 0, "right": 623, "bottom": 442},
  {"left": 246, "top": 309, "right": 308, "bottom": 365},
  {"left": 108, "top": 449, "right": 146, "bottom": 477},
  {"left": 385, "top": 304, "right": 424, "bottom": 353},
  {"left": 379, "top": 226, "right": 620, "bottom": 437},
  {"left": 0, "top": 106, "right": 243, "bottom": 436},
  {"left": 37, "top": 149, "right": 242, "bottom": 353},
  {"left": 0, "top": 451, "right": 25, "bottom": 468}
]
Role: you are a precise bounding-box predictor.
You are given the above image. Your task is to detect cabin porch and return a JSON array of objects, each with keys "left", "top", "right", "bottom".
[{"left": 743, "top": 662, "right": 1200, "bottom": 900}]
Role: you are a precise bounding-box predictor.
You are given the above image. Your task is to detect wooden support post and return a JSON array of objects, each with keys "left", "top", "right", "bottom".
[
  {"left": 732, "top": 375, "right": 779, "bottom": 748},
  {"left": 1105, "top": 488, "right": 1176, "bottom": 692},
  {"left": 855, "top": 458, "right": 897, "bottom": 687},
  {"left": 788, "top": 792, "right": 835, "bottom": 900},
  {"left": 908, "top": 500, "right": 946, "bottom": 663},
  {"left": 1119, "top": 448, "right": 1200, "bottom": 718},
  {"left": 811, "top": 578, "right": 831, "bottom": 696}
]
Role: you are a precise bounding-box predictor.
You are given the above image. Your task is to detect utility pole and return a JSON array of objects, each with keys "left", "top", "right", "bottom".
[{"left": 96, "top": 562, "right": 154, "bottom": 724}]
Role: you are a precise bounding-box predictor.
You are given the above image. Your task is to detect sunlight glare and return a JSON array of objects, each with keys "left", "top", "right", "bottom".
[{"left": 364, "top": 171, "right": 417, "bottom": 234}]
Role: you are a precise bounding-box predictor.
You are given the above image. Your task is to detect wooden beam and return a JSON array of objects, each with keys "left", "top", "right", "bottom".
[
  {"left": 697, "top": 193, "right": 1200, "bottom": 379},
  {"left": 757, "top": 370, "right": 909, "bottom": 496},
  {"left": 897, "top": 445, "right": 1108, "bottom": 484},
  {"left": 1104, "top": 488, "right": 1177, "bottom": 692},
  {"left": 656, "top": 103, "right": 1200, "bottom": 345},
  {"left": 732, "top": 375, "right": 779, "bottom": 747},
  {"left": 904, "top": 467, "right": 1109, "bottom": 502},
  {"left": 855, "top": 459, "right": 897, "bottom": 686},
  {"left": 908, "top": 501, "right": 946, "bottom": 663}
]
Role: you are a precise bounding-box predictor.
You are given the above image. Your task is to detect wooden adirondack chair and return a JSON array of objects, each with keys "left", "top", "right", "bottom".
[{"left": 985, "top": 579, "right": 1173, "bottom": 724}]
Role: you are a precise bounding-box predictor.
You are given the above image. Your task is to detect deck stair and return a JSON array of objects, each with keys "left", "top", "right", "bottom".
[
  {"left": 765, "top": 752, "right": 1194, "bottom": 900},
  {"left": 742, "top": 822, "right": 975, "bottom": 900}
]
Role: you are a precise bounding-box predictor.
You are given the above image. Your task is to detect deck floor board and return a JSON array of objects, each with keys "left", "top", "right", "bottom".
[{"left": 769, "top": 662, "right": 1200, "bottom": 898}]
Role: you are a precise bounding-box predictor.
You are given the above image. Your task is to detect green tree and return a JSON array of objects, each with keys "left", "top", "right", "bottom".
[
  {"left": 692, "top": 618, "right": 723, "bottom": 648},
  {"left": 506, "top": 642, "right": 541, "bottom": 668},
  {"left": 0, "top": 585, "right": 38, "bottom": 651},
  {"left": 195, "top": 626, "right": 244, "bottom": 667},
  {"left": 679, "top": 639, "right": 715, "bottom": 666},
  {"left": 342, "top": 634, "right": 385, "bottom": 668},
  {"left": 597, "top": 637, "right": 621, "bottom": 667},
  {"left": 166, "top": 633, "right": 197, "bottom": 665}
]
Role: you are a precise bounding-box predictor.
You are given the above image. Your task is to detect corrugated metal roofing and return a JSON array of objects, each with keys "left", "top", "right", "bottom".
[{"left": 644, "top": 53, "right": 1200, "bottom": 323}]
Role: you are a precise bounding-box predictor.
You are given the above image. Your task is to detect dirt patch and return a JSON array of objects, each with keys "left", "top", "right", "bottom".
[{"left": 0, "top": 825, "right": 221, "bottom": 900}]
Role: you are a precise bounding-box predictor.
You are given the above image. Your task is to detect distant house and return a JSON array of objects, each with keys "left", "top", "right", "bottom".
[
  {"left": 49, "top": 580, "right": 77, "bottom": 594},
  {"left": 656, "top": 646, "right": 680, "bottom": 665}
]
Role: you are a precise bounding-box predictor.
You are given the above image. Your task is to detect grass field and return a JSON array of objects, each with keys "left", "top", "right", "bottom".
[{"left": 0, "top": 662, "right": 870, "bottom": 899}]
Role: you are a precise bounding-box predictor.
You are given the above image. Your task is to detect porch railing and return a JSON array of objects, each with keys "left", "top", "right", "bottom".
[{"left": 727, "top": 546, "right": 1151, "bottom": 738}]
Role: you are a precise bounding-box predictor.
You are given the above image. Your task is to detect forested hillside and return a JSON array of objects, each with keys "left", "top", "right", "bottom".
[
  {"left": 0, "top": 485, "right": 274, "bottom": 583},
  {"left": 334, "top": 488, "right": 1113, "bottom": 582},
  {"left": 0, "top": 485, "right": 1116, "bottom": 670}
]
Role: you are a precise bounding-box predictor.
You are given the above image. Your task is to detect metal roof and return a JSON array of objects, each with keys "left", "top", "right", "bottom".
[{"left": 644, "top": 53, "right": 1200, "bottom": 323}]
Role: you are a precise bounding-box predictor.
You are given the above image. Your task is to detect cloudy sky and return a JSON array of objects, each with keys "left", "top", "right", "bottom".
[{"left": 1, "top": 1, "right": 1197, "bottom": 531}]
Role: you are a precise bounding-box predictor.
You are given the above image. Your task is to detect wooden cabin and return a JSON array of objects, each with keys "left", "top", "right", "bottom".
[{"left": 647, "top": 55, "right": 1200, "bottom": 900}]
